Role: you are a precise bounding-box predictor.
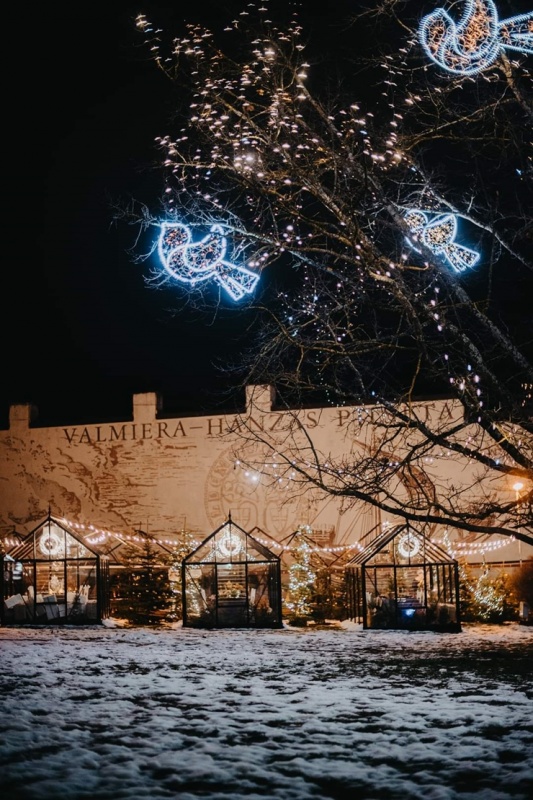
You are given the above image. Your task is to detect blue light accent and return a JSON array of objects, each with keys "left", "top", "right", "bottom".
[
  {"left": 157, "top": 222, "right": 260, "bottom": 301},
  {"left": 419, "top": 2, "right": 533, "bottom": 75},
  {"left": 404, "top": 209, "right": 481, "bottom": 273}
]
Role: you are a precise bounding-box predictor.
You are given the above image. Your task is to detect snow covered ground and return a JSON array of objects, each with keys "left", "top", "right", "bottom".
[{"left": 0, "top": 620, "right": 531, "bottom": 800}]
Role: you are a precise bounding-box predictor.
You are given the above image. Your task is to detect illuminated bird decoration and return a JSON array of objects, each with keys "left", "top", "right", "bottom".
[
  {"left": 157, "top": 222, "right": 260, "bottom": 301},
  {"left": 419, "top": 1, "right": 533, "bottom": 75},
  {"left": 404, "top": 209, "right": 481, "bottom": 273}
]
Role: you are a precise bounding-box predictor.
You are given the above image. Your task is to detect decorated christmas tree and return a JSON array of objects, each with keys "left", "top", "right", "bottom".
[
  {"left": 284, "top": 525, "right": 317, "bottom": 624},
  {"left": 112, "top": 538, "right": 172, "bottom": 625},
  {"left": 459, "top": 560, "right": 516, "bottom": 623},
  {"left": 167, "top": 528, "right": 198, "bottom": 620}
]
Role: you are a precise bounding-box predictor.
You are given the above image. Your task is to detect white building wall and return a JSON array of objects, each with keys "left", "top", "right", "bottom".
[{"left": 0, "top": 386, "right": 530, "bottom": 565}]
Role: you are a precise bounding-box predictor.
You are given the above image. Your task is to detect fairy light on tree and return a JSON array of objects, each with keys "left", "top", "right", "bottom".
[
  {"left": 130, "top": 2, "right": 533, "bottom": 548},
  {"left": 459, "top": 561, "right": 515, "bottom": 622},
  {"left": 167, "top": 527, "right": 197, "bottom": 621},
  {"left": 284, "top": 525, "right": 317, "bottom": 621},
  {"left": 473, "top": 569, "right": 509, "bottom": 620}
]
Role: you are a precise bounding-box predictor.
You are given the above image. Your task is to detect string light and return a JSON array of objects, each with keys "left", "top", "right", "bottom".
[
  {"left": 59, "top": 516, "right": 197, "bottom": 549},
  {"left": 252, "top": 534, "right": 364, "bottom": 555},
  {"left": 459, "top": 562, "right": 508, "bottom": 619},
  {"left": 4, "top": 515, "right": 361, "bottom": 558},
  {"left": 436, "top": 533, "right": 515, "bottom": 557}
]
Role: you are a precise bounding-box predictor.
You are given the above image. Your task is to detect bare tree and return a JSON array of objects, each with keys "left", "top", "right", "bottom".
[{"left": 131, "top": 1, "right": 533, "bottom": 543}]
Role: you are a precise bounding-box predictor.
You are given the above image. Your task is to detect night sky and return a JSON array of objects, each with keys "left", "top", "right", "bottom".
[
  {"left": 4, "top": 2, "right": 532, "bottom": 428},
  {"left": 4, "top": 3, "right": 260, "bottom": 428}
]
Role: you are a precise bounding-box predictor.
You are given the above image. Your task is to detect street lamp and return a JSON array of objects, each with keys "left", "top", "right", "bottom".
[{"left": 512, "top": 481, "right": 524, "bottom": 498}]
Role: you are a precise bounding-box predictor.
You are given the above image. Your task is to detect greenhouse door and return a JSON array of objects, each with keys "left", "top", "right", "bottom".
[{"left": 217, "top": 564, "right": 248, "bottom": 627}]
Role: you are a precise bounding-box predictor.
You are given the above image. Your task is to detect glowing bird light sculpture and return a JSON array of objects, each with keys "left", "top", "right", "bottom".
[
  {"left": 157, "top": 222, "right": 260, "bottom": 301},
  {"left": 419, "top": 1, "right": 533, "bottom": 75},
  {"left": 404, "top": 209, "right": 481, "bottom": 273}
]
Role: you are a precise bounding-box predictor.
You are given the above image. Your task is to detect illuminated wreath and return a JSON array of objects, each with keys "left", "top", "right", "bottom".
[
  {"left": 217, "top": 531, "right": 243, "bottom": 558},
  {"left": 397, "top": 531, "right": 421, "bottom": 559},
  {"left": 39, "top": 529, "right": 63, "bottom": 557}
]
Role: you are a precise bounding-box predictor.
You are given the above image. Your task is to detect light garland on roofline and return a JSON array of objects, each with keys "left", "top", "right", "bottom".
[
  {"left": 1, "top": 517, "right": 514, "bottom": 561},
  {"left": 40, "top": 516, "right": 365, "bottom": 556},
  {"left": 252, "top": 534, "right": 364, "bottom": 555},
  {"left": 444, "top": 537, "right": 515, "bottom": 550},
  {"left": 58, "top": 516, "right": 362, "bottom": 556},
  {"left": 419, "top": 1, "right": 533, "bottom": 76},
  {"left": 436, "top": 538, "right": 515, "bottom": 557},
  {"left": 59, "top": 517, "right": 194, "bottom": 549},
  {"left": 437, "top": 531, "right": 516, "bottom": 558}
]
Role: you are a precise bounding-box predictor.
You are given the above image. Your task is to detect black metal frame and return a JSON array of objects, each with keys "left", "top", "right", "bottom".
[
  {"left": 182, "top": 516, "right": 283, "bottom": 629},
  {"left": 1, "top": 513, "right": 110, "bottom": 626},
  {"left": 345, "top": 524, "right": 461, "bottom": 632}
]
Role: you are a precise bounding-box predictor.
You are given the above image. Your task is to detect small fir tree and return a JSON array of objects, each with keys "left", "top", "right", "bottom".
[
  {"left": 284, "top": 526, "right": 317, "bottom": 624},
  {"left": 167, "top": 528, "right": 197, "bottom": 620},
  {"left": 112, "top": 538, "right": 172, "bottom": 625},
  {"left": 460, "top": 561, "right": 517, "bottom": 624}
]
